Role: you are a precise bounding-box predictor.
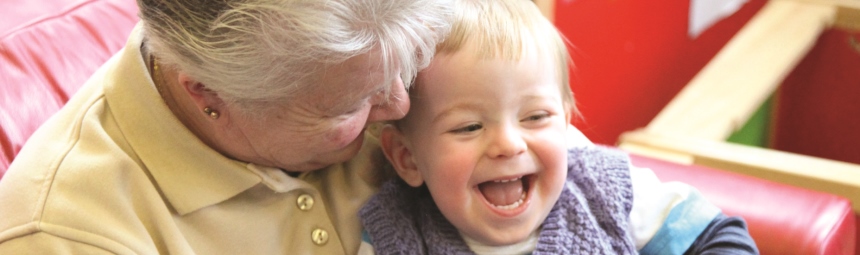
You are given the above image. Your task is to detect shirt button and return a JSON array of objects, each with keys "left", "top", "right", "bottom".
[
  {"left": 296, "top": 194, "right": 314, "bottom": 211},
  {"left": 312, "top": 228, "right": 329, "bottom": 245}
]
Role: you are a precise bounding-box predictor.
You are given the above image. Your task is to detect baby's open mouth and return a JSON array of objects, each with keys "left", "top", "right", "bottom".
[{"left": 477, "top": 175, "right": 533, "bottom": 210}]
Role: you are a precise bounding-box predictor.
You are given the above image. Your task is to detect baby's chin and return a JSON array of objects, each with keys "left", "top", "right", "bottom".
[{"left": 461, "top": 225, "right": 539, "bottom": 247}]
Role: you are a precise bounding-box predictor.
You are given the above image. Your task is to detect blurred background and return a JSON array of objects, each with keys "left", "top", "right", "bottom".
[{"left": 548, "top": 0, "right": 860, "bottom": 166}]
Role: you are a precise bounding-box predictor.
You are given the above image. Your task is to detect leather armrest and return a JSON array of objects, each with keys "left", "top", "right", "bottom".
[{"left": 0, "top": 0, "right": 139, "bottom": 175}]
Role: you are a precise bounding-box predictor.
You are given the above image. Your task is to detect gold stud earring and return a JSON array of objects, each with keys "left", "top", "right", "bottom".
[{"left": 203, "top": 107, "right": 220, "bottom": 119}]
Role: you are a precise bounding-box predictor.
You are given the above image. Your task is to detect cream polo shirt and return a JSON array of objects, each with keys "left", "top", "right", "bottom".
[{"left": 0, "top": 23, "right": 382, "bottom": 255}]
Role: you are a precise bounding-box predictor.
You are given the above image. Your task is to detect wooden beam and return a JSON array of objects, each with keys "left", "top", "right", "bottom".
[
  {"left": 835, "top": 5, "right": 860, "bottom": 30},
  {"left": 645, "top": 0, "right": 837, "bottom": 140},
  {"left": 790, "top": 0, "right": 860, "bottom": 29},
  {"left": 777, "top": 0, "right": 860, "bottom": 10},
  {"left": 619, "top": 130, "right": 860, "bottom": 212}
]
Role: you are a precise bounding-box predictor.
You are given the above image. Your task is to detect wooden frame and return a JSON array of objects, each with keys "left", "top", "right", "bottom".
[{"left": 618, "top": 0, "right": 860, "bottom": 212}]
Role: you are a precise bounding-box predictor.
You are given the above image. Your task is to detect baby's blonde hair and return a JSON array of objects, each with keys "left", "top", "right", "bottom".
[{"left": 433, "top": 0, "right": 576, "bottom": 116}]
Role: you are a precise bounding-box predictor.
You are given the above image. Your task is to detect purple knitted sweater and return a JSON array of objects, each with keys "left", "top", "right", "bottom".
[{"left": 359, "top": 147, "right": 637, "bottom": 255}]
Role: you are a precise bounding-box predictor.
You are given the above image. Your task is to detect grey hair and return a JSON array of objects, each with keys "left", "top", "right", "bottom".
[{"left": 138, "top": 0, "right": 453, "bottom": 115}]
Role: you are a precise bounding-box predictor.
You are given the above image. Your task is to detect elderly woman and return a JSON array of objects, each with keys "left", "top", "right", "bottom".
[{"left": 0, "top": 0, "right": 451, "bottom": 254}]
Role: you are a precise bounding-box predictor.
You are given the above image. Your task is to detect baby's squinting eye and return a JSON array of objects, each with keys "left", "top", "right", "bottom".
[
  {"left": 451, "top": 123, "right": 483, "bottom": 133},
  {"left": 522, "top": 113, "right": 550, "bottom": 122}
]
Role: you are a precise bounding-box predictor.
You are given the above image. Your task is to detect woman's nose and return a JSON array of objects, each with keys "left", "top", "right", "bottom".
[
  {"left": 486, "top": 125, "right": 527, "bottom": 159},
  {"left": 366, "top": 76, "right": 410, "bottom": 122}
]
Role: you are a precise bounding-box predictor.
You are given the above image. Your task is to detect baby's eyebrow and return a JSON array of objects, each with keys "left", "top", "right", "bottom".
[
  {"left": 431, "top": 102, "right": 484, "bottom": 124},
  {"left": 520, "top": 93, "right": 563, "bottom": 105}
]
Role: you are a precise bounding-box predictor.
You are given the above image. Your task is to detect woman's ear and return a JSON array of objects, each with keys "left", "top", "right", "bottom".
[
  {"left": 380, "top": 125, "right": 424, "bottom": 187},
  {"left": 178, "top": 72, "right": 224, "bottom": 112}
]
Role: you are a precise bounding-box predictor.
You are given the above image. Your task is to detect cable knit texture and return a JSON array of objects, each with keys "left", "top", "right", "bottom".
[{"left": 359, "top": 147, "right": 637, "bottom": 255}]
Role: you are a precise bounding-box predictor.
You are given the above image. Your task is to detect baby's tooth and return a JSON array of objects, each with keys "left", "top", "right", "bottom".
[{"left": 494, "top": 177, "right": 521, "bottom": 183}]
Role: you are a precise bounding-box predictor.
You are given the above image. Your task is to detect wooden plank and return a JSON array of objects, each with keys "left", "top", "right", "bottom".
[
  {"left": 779, "top": 0, "right": 860, "bottom": 10},
  {"left": 645, "top": 0, "right": 837, "bottom": 140},
  {"left": 617, "top": 143, "right": 694, "bottom": 165},
  {"left": 619, "top": 130, "right": 860, "bottom": 212},
  {"left": 835, "top": 6, "right": 860, "bottom": 30},
  {"left": 793, "top": 0, "right": 860, "bottom": 30}
]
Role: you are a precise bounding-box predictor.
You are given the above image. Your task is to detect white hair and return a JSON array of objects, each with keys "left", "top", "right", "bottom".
[{"left": 138, "top": 0, "right": 453, "bottom": 115}]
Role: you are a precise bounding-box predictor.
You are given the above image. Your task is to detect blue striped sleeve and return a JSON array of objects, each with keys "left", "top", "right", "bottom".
[
  {"left": 357, "top": 230, "right": 376, "bottom": 255},
  {"left": 638, "top": 191, "right": 721, "bottom": 255},
  {"left": 362, "top": 230, "right": 372, "bottom": 243}
]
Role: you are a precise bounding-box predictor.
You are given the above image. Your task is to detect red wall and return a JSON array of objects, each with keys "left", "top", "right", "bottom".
[
  {"left": 554, "top": 0, "right": 767, "bottom": 145},
  {"left": 773, "top": 28, "right": 860, "bottom": 165}
]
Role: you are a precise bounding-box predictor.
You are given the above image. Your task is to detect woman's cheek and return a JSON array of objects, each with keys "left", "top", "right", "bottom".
[{"left": 328, "top": 112, "right": 369, "bottom": 148}]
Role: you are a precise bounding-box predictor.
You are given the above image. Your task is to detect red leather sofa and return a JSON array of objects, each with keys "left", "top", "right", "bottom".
[
  {"left": 631, "top": 155, "right": 855, "bottom": 254},
  {"left": 1, "top": 0, "right": 139, "bottom": 171},
  {"left": 0, "top": 0, "right": 855, "bottom": 254}
]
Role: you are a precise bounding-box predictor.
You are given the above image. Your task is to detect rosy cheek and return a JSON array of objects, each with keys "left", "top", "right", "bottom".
[{"left": 436, "top": 155, "right": 474, "bottom": 183}]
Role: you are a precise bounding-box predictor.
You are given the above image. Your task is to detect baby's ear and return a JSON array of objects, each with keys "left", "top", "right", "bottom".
[{"left": 380, "top": 125, "right": 424, "bottom": 187}]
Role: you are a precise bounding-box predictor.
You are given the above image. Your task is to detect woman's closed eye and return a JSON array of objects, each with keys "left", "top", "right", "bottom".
[
  {"left": 341, "top": 107, "right": 362, "bottom": 116},
  {"left": 328, "top": 102, "right": 365, "bottom": 118}
]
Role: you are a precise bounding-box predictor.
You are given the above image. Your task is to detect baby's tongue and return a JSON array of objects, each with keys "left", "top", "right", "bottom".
[{"left": 478, "top": 179, "right": 524, "bottom": 206}]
